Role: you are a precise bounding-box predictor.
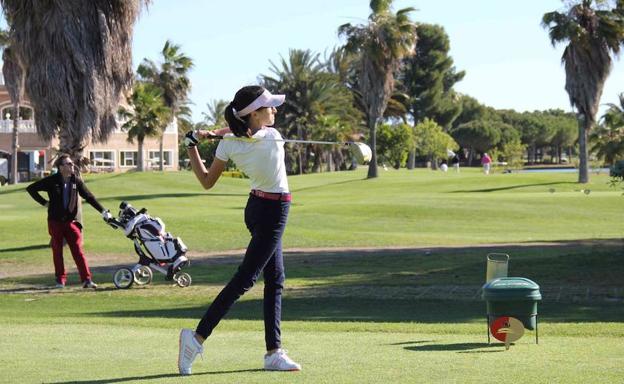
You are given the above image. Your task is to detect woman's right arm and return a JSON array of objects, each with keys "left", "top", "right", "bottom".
[{"left": 187, "top": 146, "right": 226, "bottom": 190}]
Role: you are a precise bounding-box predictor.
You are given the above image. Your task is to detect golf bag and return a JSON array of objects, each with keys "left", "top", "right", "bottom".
[{"left": 106, "top": 201, "right": 192, "bottom": 288}]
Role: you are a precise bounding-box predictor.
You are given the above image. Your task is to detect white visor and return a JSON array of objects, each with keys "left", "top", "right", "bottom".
[{"left": 234, "top": 90, "right": 285, "bottom": 117}]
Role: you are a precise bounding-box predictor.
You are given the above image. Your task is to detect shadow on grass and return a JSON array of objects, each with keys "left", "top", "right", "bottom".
[
  {"left": 45, "top": 368, "right": 265, "bottom": 384},
  {"left": 92, "top": 296, "right": 624, "bottom": 324},
  {"left": 451, "top": 181, "right": 577, "bottom": 193},
  {"left": 0, "top": 285, "right": 119, "bottom": 293},
  {"left": 6, "top": 239, "right": 624, "bottom": 324},
  {"left": 404, "top": 342, "right": 502, "bottom": 353},
  {"left": 0, "top": 243, "right": 49, "bottom": 254}
]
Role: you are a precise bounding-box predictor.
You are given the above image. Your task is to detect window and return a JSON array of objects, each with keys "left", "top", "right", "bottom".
[
  {"left": 120, "top": 151, "right": 138, "bottom": 167},
  {"left": 148, "top": 150, "right": 172, "bottom": 167},
  {"left": 1, "top": 106, "right": 34, "bottom": 120},
  {"left": 89, "top": 151, "right": 115, "bottom": 167}
]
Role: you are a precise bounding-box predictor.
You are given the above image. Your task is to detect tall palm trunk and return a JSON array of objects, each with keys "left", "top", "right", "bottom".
[
  {"left": 577, "top": 113, "right": 590, "bottom": 183},
  {"left": 159, "top": 136, "right": 164, "bottom": 171},
  {"left": 137, "top": 138, "right": 145, "bottom": 172},
  {"left": 2, "top": 47, "right": 24, "bottom": 184},
  {"left": 10, "top": 102, "right": 19, "bottom": 184},
  {"left": 367, "top": 113, "right": 378, "bottom": 179}
]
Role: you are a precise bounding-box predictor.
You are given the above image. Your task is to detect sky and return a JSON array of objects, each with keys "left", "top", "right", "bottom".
[
  {"left": 6, "top": 1, "right": 624, "bottom": 123},
  {"left": 131, "top": 0, "right": 624, "bottom": 122}
]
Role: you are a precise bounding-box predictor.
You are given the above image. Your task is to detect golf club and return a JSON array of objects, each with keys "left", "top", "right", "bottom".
[{"left": 202, "top": 134, "right": 373, "bottom": 164}]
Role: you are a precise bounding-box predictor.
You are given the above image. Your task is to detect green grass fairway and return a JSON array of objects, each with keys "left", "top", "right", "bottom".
[{"left": 1, "top": 168, "right": 623, "bottom": 383}]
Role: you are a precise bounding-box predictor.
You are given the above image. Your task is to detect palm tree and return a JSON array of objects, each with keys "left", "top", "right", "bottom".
[
  {"left": 0, "top": 1, "right": 146, "bottom": 168},
  {"left": 202, "top": 99, "right": 228, "bottom": 127},
  {"left": 261, "top": 49, "right": 361, "bottom": 174},
  {"left": 119, "top": 82, "right": 171, "bottom": 172},
  {"left": 590, "top": 93, "right": 624, "bottom": 165},
  {"left": 339, "top": 0, "right": 417, "bottom": 178},
  {"left": 137, "top": 40, "right": 194, "bottom": 171},
  {"left": 542, "top": 0, "right": 624, "bottom": 183},
  {"left": 0, "top": 27, "right": 23, "bottom": 185}
]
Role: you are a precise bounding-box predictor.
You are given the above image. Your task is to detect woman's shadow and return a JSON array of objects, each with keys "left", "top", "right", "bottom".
[
  {"left": 396, "top": 340, "right": 504, "bottom": 354},
  {"left": 45, "top": 368, "right": 265, "bottom": 384}
]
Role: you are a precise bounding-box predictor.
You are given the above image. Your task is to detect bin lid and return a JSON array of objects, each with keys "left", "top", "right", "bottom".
[{"left": 481, "top": 277, "right": 542, "bottom": 301}]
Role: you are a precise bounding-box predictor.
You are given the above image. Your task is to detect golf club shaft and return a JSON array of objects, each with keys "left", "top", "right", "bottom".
[{"left": 208, "top": 135, "right": 357, "bottom": 146}]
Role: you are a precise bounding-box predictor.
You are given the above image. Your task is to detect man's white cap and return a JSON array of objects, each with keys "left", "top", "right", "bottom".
[{"left": 234, "top": 89, "right": 285, "bottom": 118}]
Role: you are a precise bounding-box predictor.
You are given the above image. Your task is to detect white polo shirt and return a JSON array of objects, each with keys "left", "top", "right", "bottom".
[{"left": 215, "top": 127, "right": 289, "bottom": 193}]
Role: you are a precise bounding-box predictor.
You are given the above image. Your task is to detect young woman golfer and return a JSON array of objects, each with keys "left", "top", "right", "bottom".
[{"left": 177, "top": 85, "right": 301, "bottom": 375}]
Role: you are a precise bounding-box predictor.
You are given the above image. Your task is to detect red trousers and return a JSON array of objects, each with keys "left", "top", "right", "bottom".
[{"left": 47, "top": 220, "right": 92, "bottom": 284}]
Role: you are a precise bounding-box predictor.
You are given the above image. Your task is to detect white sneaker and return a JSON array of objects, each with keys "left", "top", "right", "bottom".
[
  {"left": 55, "top": 283, "right": 65, "bottom": 289},
  {"left": 178, "top": 329, "right": 203, "bottom": 375},
  {"left": 264, "top": 349, "right": 301, "bottom": 371}
]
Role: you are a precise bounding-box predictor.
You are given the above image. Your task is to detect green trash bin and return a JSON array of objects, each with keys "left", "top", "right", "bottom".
[{"left": 482, "top": 277, "right": 542, "bottom": 331}]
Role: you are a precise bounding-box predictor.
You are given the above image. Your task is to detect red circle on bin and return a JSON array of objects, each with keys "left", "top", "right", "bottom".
[{"left": 490, "top": 316, "right": 524, "bottom": 342}]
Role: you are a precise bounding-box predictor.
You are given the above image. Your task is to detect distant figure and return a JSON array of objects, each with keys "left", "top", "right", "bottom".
[
  {"left": 481, "top": 153, "right": 492, "bottom": 175},
  {"left": 440, "top": 159, "right": 448, "bottom": 172},
  {"left": 451, "top": 154, "right": 460, "bottom": 172}
]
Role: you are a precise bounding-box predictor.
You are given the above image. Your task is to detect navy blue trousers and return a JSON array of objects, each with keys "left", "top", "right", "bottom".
[{"left": 196, "top": 194, "right": 289, "bottom": 350}]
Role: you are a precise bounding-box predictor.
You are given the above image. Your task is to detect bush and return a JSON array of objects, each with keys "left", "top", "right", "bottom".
[{"left": 610, "top": 160, "right": 624, "bottom": 182}]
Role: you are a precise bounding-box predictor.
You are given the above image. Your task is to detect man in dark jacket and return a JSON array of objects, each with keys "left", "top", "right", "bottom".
[{"left": 26, "top": 154, "right": 112, "bottom": 288}]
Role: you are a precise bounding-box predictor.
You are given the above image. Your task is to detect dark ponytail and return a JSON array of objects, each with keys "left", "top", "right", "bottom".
[
  {"left": 223, "top": 85, "right": 266, "bottom": 137},
  {"left": 224, "top": 102, "right": 250, "bottom": 137}
]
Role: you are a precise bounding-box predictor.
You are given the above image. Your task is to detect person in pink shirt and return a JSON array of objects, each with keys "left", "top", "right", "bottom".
[{"left": 481, "top": 153, "right": 492, "bottom": 174}]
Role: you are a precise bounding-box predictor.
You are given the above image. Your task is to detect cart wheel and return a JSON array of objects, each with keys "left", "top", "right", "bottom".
[
  {"left": 173, "top": 272, "right": 192, "bottom": 287},
  {"left": 133, "top": 266, "right": 153, "bottom": 285},
  {"left": 113, "top": 268, "right": 134, "bottom": 289}
]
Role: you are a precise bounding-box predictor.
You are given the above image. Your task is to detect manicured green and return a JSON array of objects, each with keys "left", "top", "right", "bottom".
[
  {"left": 0, "top": 168, "right": 621, "bottom": 268},
  {"left": 0, "top": 168, "right": 622, "bottom": 383}
]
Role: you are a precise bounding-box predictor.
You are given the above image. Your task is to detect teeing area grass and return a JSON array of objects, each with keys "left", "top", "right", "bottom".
[{"left": 0, "top": 168, "right": 623, "bottom": 383}]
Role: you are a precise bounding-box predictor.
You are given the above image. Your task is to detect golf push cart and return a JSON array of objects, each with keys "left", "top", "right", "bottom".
[{"left": 105, "top": 201, "right": 192, "bottom": 289}]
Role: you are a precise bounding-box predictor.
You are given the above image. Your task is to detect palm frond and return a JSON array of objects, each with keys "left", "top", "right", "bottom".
[{"left": 0, "top": 0, "right": 147, "bottom": 155}]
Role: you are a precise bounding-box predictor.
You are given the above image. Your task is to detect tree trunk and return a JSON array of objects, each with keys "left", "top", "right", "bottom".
[
  {"left": 312, "top": 149, "right": 321, "bottom": 173},
  {"left": 159, "top": 136, "right": 164, "bottom": 171},
  {"left": 138, "top": 138, "right": 144, "bottom": 172},
  {"left": 296, "top": 125, "right": 303, "bottom": 175},
  {"left": 406, "top": 151, "right": 415, "bottom": 169},
  {"left": 10, "top": 103, "right": 19, "bottom": 184},
  {"left": 578, "top": 115, "right": 590, "bottom": 184},
  {"left": 327, "top": 151, "right": 333, "bottom": 172},
  {"left": 367, "top": 115, "right": 378, "bottom": 179}
]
